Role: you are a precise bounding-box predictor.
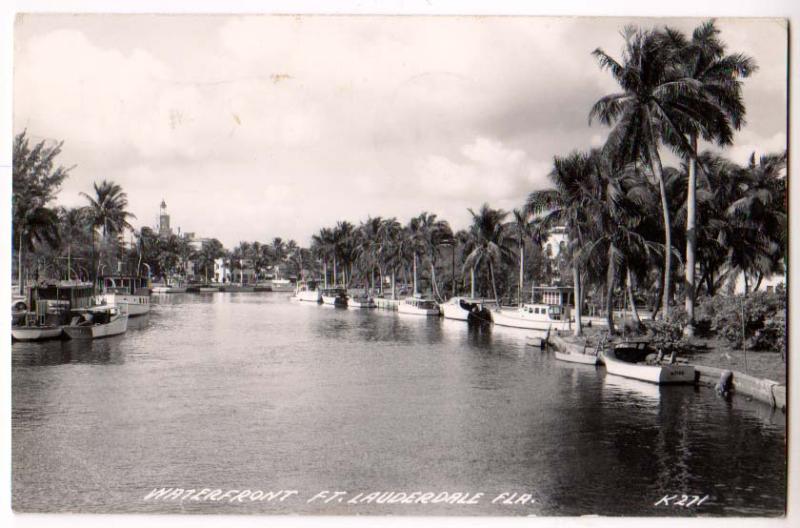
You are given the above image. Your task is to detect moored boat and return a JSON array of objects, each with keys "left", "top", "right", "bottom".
[
  {"left": 99, "top": 276, "right": 151, "bottom": 316},
  {"left": 320, "top": 288, "right": 348, "bottom": 306},
  {"left": 491, "top": 302, "right": 570, "bottom": 331},
  {"left": 441, "top": 297, "right": 493, "bottom": 323},
  {"left": 398, "top": 297, "right": 439, "bottom": 316},
  {"left": 12, "top": 324, "right": 63, "bottom": 342},
  {"left": 601, "top": 341, "right": 695, "bottom": 384},
  {"left": 63, "top": 306, "right": 129, "bottom": 340},
  {"left": 525, "top": 326, "right": 552, "bottom": 348},
  {"left": 347, "top": 293, "right": 376, "bottom": 309},
  {"left": 555, "top": 349, "right": 600, "bottom": 365},
  {"left": 293, "top": 281, "right": 322, "bottom": 302},
  {"left": 270, "top": 279, "right": 294, "bottom": 292}
]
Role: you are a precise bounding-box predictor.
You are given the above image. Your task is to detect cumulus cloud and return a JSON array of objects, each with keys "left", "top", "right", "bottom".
[{"left": 13, "top": 15, "right": 787, "bottom": 246}]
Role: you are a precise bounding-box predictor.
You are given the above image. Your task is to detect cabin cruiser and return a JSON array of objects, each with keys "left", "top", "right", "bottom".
[
  {"left": 320, "top": 288, "right": 348, "bottom": 306},
  {"left": 293, "top": 281, "right": 322, "bottom": 302},
  {"left": 441, "top": 297, "right": 492, "bottom": 323},
  {"left": 12, "top": 281, "right": 95, "bottom": 341},
  {"left": 398, "top": 297, "right": 439, "bottom": 316},
  {"left": 347, "top": 293, "right": 376, "bottom": 309},
  {"left": 491, "top": 303, "right": 570, "bottom": 331},
  {"left": 600, "top": 340, "right": 695, "bottom": 384},
  {"left": 99, "top": 276, "right": 151, "bottom": 316},
  {"left": 62, "top": 305, "right": 129, "bottom": 340},
  {"left": 270, "top": 278, "right": 294, "bottom": 292}
]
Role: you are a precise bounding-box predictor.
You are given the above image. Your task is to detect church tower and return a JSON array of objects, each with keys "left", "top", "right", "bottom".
[{"left": 158, "top": 199, "right": 172, "bottom": 237}]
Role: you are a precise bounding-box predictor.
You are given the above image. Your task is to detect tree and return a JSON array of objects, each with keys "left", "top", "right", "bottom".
[
  {"left": 463, "top": 204, "right": 515, "bottom": 308},
  {"left": 527, "top": 151, "right": 598, "bottom": 336},
  {"left": 590, "top": 25, "right": 727, "bottom": 320},
  {"left": 194, "top": 239, "right": 225, "bottom": 283},
  {"left": 416, "top": 212, "right": 452, "bottom": 301},
  {"left": 508, "top": 208, "right": 537, "bottom": 306},
  {"left": 12, "top": 131, "right": 71, "bottom": 293},
  {"left": 663, "top": 20, "right": 756, "bottom": 333},
  {"left": 81, "top": 180, "right": 136, "bottom": 279}
]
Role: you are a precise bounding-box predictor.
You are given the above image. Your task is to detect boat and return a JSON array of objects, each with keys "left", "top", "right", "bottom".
[
  {"left": 555, "top": 349, "right": 601, "bottom": 365},
  {"left": 600, "top": 340, "right": 695, "bottom": 384},
  {"left": 12, "top": 281, "right": 96, "bottom": 341},
  {"left": 292, "top": 281, "right": 322, "bottom": 302},
  {"left": 62, "top": 305, "right": 129, "bottom": 340},
  {"left": 320, "top": 288, "right": 348, "bottom": 306},
  {"left": 151, "top": 285, "right": 187, "bottom": 293},
  {"left": 491, "top": 302, "right": 572, "bottom": 331},
  {"left": 98, "top": 276, "right": 151, "bottom": 316},
  {"left": 270, "top": 278, "right": 295, "bottom": 292},
  {"left": 525, "top": 326, "right": 552, "bottom": 348},
  {"left": 441, "top": 297, "right": 493, "bottom": 323},
  {"left": 397, "top": 297, "right": 439, "bottom": 316},
  {"left": 347, "top": 293, "right": 376, "bottom": 309}
]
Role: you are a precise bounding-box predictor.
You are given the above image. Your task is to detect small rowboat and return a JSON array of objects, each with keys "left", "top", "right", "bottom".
[
  {"left": 601, "top": 342, "right": 695, "bottom": 384},
  {"left": 62, "top": 306, "right": 129, "bottom": 340},
  {"left": 11, "top": 325, "right": 63, "bottom": 342}
]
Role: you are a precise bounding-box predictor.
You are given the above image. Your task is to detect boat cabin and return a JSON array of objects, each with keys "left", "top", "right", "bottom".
[
  {"left": 25, "top": 281, "right": 96, "bottom": 326},
  {"left": 101, "top": 276, "right": 150, "bottom": 295}
]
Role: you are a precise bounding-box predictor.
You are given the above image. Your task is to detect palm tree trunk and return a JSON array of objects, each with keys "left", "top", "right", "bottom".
[
  {"left": 518, "top": 241, "right": 524, "bottom": 306},
  {"left": 648, "top": 140, "right": 673, "bottom": 321},
  {"left": 627, "top": 268, "right": 641, "bottom": 325},
  {"left": 684, "top": 134, "right": 698, "bottom": 335},
  {"left": 323, "top": 260, "right": 328, "bottom": 288},
  {"left": 572, "top": 262, "right": 583, "bottom": 337},
  {"left": 18, "top": 232, "right": 24, "bottom": 295},
  {"left": 430, "top": 261, "right": 441, "bottom": 301},
  {"left": 470, "top": 267, "right": 476, "bottom": 298},
  {"left": 333, "top": 257, "right": 337, "bottom": 287},
  {"left": 391, "top": 269, "right": 396, "bottom": 300},
  {"left": 488, "top": 261, "right": 500, "bottom": 308},
  {"left": 413, "top": 253, "right": 418, "bottom": 296},
  {"left": 606, "top": 245, "right": 617, "bottom": 334}
]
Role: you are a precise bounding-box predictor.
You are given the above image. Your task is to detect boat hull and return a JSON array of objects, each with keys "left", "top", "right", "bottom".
[
  {"left": 398, "top": 305, "right": 439, "bottom": 316},
  {"left": 63, "top": 314, "right": 129, "bottom": 340},
  {"left": 100, "top": 293, "right": 151, "bottom": 316},
  {"left": 11, "top": 326, "right": 63, "bottom": 342},
  {"left": 555, "top": 350, "right": 599, "bottom": 365},
  {"left": 491, "top": 309, "right": 567, "bottom": 331},
  {"left": 321, "top": 295, "right": 347, "bottom": 306},
  {"left": 441, "top": 303, "right": 469, "bottom": 321},
  {"left": 602, "top": 349, "right": 695, "bottom": 384},
  {"left": 348, "top": 299, "right": 376, "bottom": 309},
  {"left": 296, "top": 290, "right": 321, "bottom": 302}
]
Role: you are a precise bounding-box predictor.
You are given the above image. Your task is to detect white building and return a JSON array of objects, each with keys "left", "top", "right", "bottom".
[
  {"left": 544, "top": 226, "right": 568, "bottom": 259},
  {"left": 214, "top": 258, "right": 231, "bottom": 283}
]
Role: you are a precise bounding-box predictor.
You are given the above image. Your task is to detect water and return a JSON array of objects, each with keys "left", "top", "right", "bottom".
[{"left": 12, "top": 293, "right": 786, "bottom": 516}]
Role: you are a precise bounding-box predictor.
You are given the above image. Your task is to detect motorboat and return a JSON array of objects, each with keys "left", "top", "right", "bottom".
[
  {"left": 62, "top": 305, "right": 129, "bottom": 340},
  {"left": 555, "top": 349, "right": 601, "bottom": 365},
  {"left": 600, "top": 340, "right": 695, "bottom": 384},
  {"left": 98, "top": 276, "right": 151, "bottom": 316},
  {"left": 320, "top": 288, "right": 348, "bottom": 306},
  {"left": 491, "top": 303, "right": 570, "bottom": 331},
  {"left": 13, "top": 281, "right": 95, "bottom": 341},
  {"left": 398, "top": 297, "right": 439, "bottom": 316},
  {"left": 293, "top": 281, "right": 322, "bottom": 302},
  {"left": 347, "top": 293, "right": 376, "bottom": 309},
  {"left": 441, "top": 297, "right": 493, "bottom": 323},
  {"left": 270, "top": 279, "right": 294, "bottom": 292}
]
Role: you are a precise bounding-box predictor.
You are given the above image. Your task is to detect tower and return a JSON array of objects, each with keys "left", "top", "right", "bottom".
[{"left": 158, "top": 199, "right": 172, "bottom": 237}]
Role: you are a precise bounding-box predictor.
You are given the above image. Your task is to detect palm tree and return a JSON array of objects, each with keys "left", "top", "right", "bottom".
[
  {"left": 311, "top": 228, "right": 335, "bottom": 287},
  {"left": 416, "top": 212, "right": 452, "bottom": 301},
  {"left": 508, "top": 208, "right": 537, "bottom": 306},
  {"left": 463, "top": 204, "right": 515, "bottom": 308},
  {"left": 527, "top": 151, "right": 598, "bottom": 337},
  {"left": 270, "top": 237, "right": 287, "bottom": 279},
  {"left": 377, "top": 218, "right": 404, "bottom": 299},
  {"left": 357, "top": 216, "right": 383, "bottom": 292},
  {"left": 405, "top": 216, "right": 427, "bottom": 296},
  {"left": 14, "top": 205, "right": 60, "bottom": 292},
  {"left": 662, "top": 21, "right": 756, "bottom": 332},
  {"left": 589, "top": 25, "right": 726, "bottom": 320},
  {"left": 80, "top": 180, "right": 136, "bottom": 280}
]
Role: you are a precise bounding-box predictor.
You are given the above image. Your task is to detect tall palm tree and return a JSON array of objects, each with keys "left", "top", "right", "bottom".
[
  {"left": 14, "top": 205, "right": 60, "bottom": 292},
  {"left": 311, "top": 227, "right": 335, "bottom": 287},
  {"left": 405, "top": 216, "right": 427, "bottom": 296},
  {"left": 662, "top": 21, "right": 756, "bottom": 332},
  {"left": 416, "top": 212, "right": 452, "bottom": 301},
  {"left": 589, "top": 26, "right": 725, "bottom": 320},
  {"left": 508, "top": 208, "right": 537, "bottom": 306},
  {"left": 463, "top": 204, "right": 515, "bottom": 307},
  {"left": 527, "top": 151, "right": 598, "bottom": 337},
  {"left": 80, "top": 180, "right": 136, "bottom": 279},
  {"left": 377, "top": 218, "right": 404, "bottom": 299}
]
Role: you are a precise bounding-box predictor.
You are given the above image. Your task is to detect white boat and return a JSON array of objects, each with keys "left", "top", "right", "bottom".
[
  {"left": 293, "top": 281, "right": 322, "bottom": 302},
  {"left": 11, "top": 324, "right": 63, "bottom": 342},
  {"left": 152, "top": 284, "right": 187, "bottom": 294},
  {"left": 347, "top": 294, "right": 376, "bottom": 309},
  {"left": 555, "top": 349, "right": 600, "bottom": 365},
  {"left": 62, "top": 306, "right": 129, "bottom": 340},
  {"left": 441, "top": 297, "right": 493, "bottom": 322},
  {"left": 99, "top": 276, "right": 151, "bottom": 316},
  {"left": 398, "top": 297, "right": 439, "bottom": 316},
  {"left": 525, "top": 326, "right": 552, "bottom": 348},
  {"left": 601, "top": 342, "right": 695, "bottom": 384},
  {"left": 491, "top": 303, "right": 570, "bottom": 331},
  {"left": 270, "top": 279, "right": 295, "bottom": 292},
  {"left": 320, "top": 288, "right": 348, "bottom": 306}
]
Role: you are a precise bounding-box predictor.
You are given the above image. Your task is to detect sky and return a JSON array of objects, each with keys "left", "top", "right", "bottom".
[{"left": 13, "top": 15, "right": 788, "bottom": 248}]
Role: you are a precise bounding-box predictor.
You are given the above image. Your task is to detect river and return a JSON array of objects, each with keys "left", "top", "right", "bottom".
[{"left": 11, "top": 292, "right": 787, "bottom": 516}]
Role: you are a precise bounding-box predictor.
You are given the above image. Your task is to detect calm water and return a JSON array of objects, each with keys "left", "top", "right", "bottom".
[{"left": 12, "top": 293, "right": 786, "bottom": 516}]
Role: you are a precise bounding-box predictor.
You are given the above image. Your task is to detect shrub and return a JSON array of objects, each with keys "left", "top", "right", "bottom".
[{"left": 695, "top": 291, "right": 786, "bottom": 350}]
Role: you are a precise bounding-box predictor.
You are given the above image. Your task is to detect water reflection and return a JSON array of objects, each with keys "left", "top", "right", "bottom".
[{"left": 11, "top": 293, "right": 786, "bottom": 515}]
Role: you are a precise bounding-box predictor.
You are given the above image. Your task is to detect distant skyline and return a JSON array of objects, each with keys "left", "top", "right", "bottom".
[{"left": 14, "top": 15, "right": 788, "bottom": 247}]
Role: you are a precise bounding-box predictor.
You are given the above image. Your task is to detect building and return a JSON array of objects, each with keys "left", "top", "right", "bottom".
[
  {"left": 158, "top": 199, "right": 172, "bottom": 238},
  {"left": 544, "top": 226, "right": 568, "bottom": 260},
  {"left": 214, "top": 258, "right": 231, "bottom": 284}
]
